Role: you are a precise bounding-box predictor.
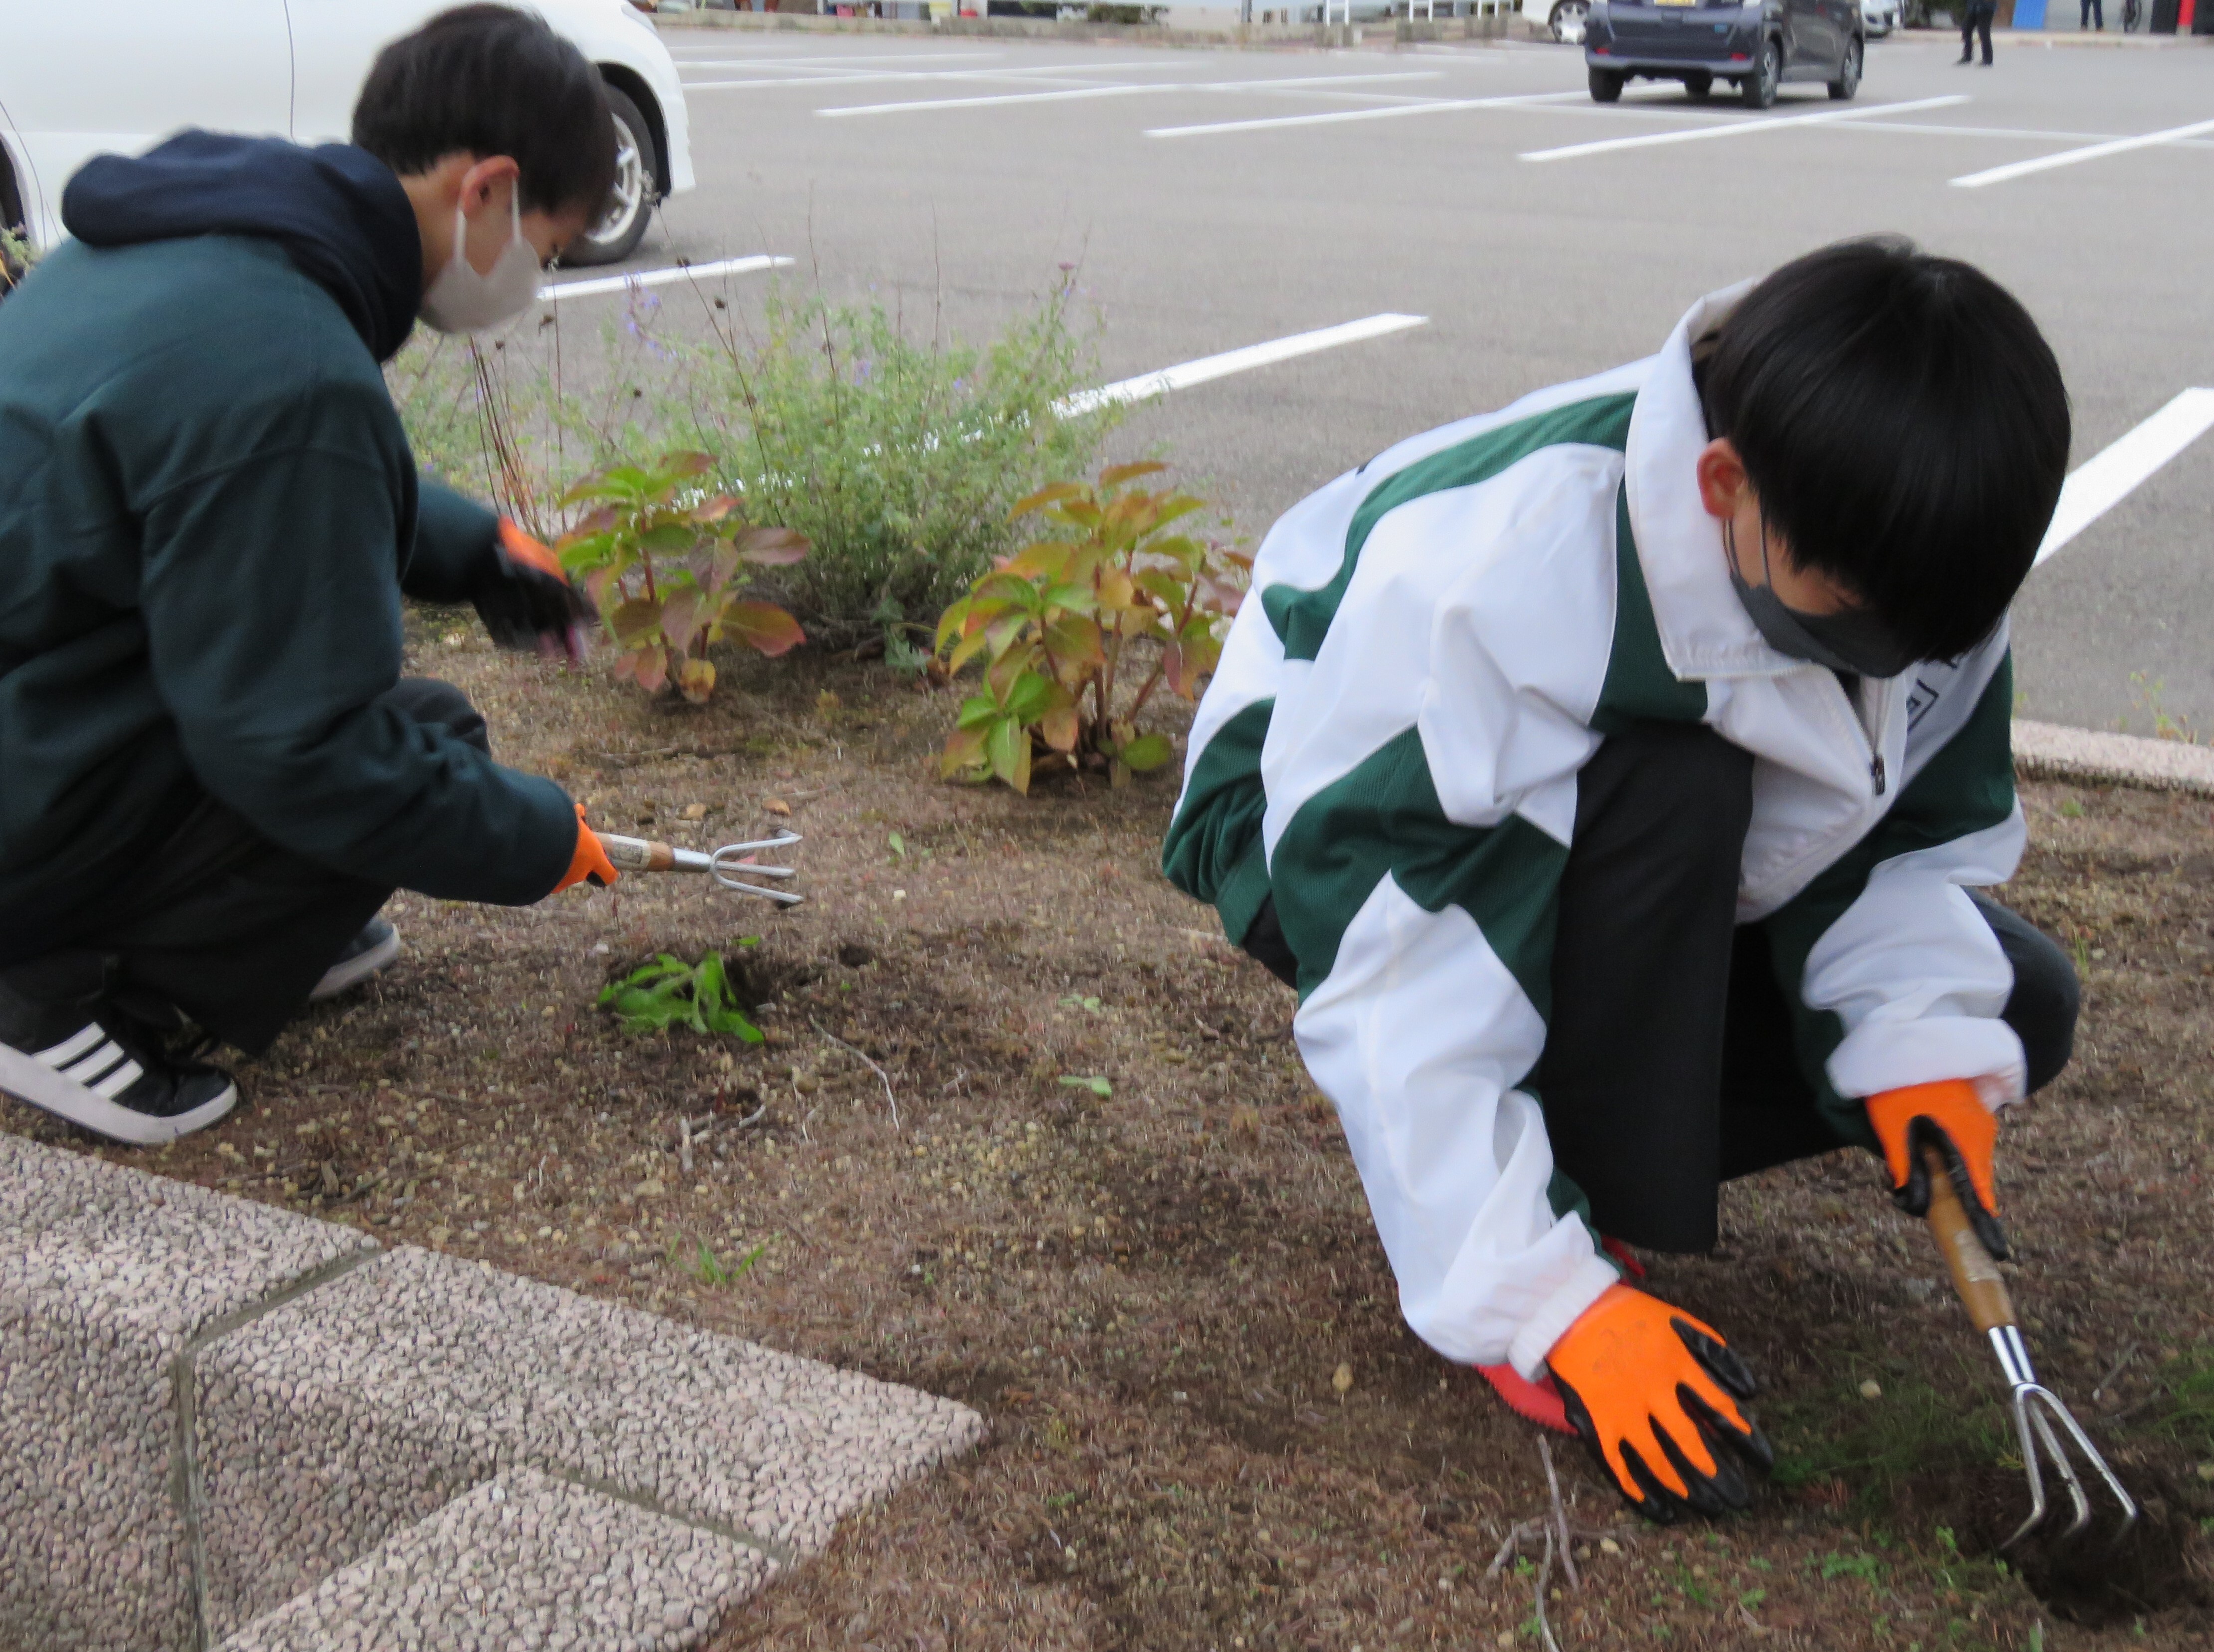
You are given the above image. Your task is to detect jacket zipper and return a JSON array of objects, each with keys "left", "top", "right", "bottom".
[{"left": 1840, "top": 674, "right": 1891, "bottom": 797}]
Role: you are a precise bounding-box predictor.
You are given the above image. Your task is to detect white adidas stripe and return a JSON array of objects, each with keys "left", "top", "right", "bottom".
[
  {"left": 90, "top": 1059, "right": 144, "bottom": 1100},
  {"left": 34, "top": 1023, "right": 104, "bottom": 1067},
  {"left": 61, "top": 1040, "right": 130, "bottom": 1086}
]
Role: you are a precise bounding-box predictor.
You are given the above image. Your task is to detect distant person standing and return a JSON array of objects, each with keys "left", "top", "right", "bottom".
[
  {"left": 2081, "top": 0, "right": 2104, "bottom": 28},
  {"left": 1958, "top": 0, "right": 1996, "bottom": 62}
]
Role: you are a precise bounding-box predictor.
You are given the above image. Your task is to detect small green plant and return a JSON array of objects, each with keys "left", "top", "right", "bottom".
[
  {"left": 557, "top": 451, "right": 807, "bottom": 702},
  {"left": 598, "top": 950, "right": 765, "bottom": 1042},
  {"left": 2126, "top": 671, "right": 2197, "bottom": 744},
  {"left": 1059, "top": 1075, "right": 1112, "bottom": 1097},
  {"left": 935, "top": 462, "right": 1249, "bottom": 794},
  {"left": 676, "top": 1238, "right": 768, "bottom": 1288}
]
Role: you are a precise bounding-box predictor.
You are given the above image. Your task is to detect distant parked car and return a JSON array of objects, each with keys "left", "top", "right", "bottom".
[
  {"left": 1861, "top": 0, "right": 1899, "bottom": 35},
  {"left": 1585, "top": 0, "right": 1865, "bottom": 110},
  {"left": 1526, "top": 0, "right": 1597, "bottom": 42},
  {"left": 0, "top": 0, "right": 694, "bottom": 266}
]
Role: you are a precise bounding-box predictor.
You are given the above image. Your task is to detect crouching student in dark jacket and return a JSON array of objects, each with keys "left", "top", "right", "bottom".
[{"left": 0, "top": 5, "right": 634, "bottom": 1145}]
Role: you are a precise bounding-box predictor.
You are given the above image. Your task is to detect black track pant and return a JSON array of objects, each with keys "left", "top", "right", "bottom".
[
  {"left": 1241, "top": 721, "right": 2077, "bottom": 1253},
  {"left": 0, "top": 679, "right": 486, "bottom": 1056}
]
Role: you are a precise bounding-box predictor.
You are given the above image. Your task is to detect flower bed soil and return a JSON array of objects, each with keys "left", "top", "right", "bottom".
[{"left": 8, "top": 619, "right": 2213, "bottom": 1651}]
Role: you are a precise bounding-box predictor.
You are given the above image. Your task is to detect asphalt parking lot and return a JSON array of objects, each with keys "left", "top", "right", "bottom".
[{"left": 593, "top": 26, "right": 2214, "bottom": 736}]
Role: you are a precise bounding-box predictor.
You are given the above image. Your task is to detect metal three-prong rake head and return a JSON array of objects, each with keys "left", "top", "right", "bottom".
[
  {"left": 595, "top": 830, "right": 805, "bottom": 904},
  {"left": 1987, "top": 1323, "right": 2139, "bottom": 1552}
]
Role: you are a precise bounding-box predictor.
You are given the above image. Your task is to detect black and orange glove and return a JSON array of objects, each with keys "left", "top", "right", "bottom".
[
  {"left": 1547, "top": 1284, "right": 1773, "bottom": 1523},
  {"left": 473, "top": 519, "right": 594, "bottom": 663},
  {"left": 551, "top": 805, "right": 620, "bottom": 894},
  {"left": 1867, "top": 1078, "right": 2005, "bottom": 1259}
]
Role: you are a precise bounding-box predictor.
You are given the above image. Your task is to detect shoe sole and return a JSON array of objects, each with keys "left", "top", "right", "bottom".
[
  {"left": 0, "top": 1043, "right": 238, "bottom": 1145},
  {"left": 310, "top": 926, "right": 402, "bottom": 1001}
]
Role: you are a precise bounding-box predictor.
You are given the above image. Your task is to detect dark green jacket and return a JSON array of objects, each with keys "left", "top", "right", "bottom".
[{"left": 0, "top": 138, "right": 574, "bottom": 942}]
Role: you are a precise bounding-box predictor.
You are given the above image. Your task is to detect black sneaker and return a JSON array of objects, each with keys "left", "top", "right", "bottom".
[
  {"left": 311, "top": 918, "right": 400, "bottom": 1001},
  {"left": 0, "top": 988, "right": 237, "bottom": 1146}
]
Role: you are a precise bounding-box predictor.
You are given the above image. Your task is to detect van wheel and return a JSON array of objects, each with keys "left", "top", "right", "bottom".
[
  {"left": 1588, "top": 67, "right": 1626, "bottom": 102},
  {"left": 563, "top": 84, "right": 656, "bottom": 268},
  {"left": 1550, "top": 0, "right": 1590, "bottom": 43},
  {"left": 1741, "top": 36, "right": 1781, "bottom": 108},
  {"left": 1828, "top": 37, "right": 1862, "bottom": 100},
  {"left": 1684, "top": 71, "right": 1714, "bottom": 100}
]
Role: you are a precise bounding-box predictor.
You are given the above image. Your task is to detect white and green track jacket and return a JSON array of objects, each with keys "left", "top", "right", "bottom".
[{"left": 1162, "top": 286, "right": 2025, "bottom": 1378}]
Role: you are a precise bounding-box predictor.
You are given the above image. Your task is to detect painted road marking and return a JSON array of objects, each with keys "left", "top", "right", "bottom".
[
  {"left": 818, "top": 70, "right": 1443, "bottom": 119},
  {"left": 1149, "top": 89, "right": 1584, "bottom": 139},
  {"left": 1519, "top": 94, "right": 1970, "bottom": 162},
  {"left": 539, "top": 256, "right": 792, "bottom": 303},
  {"left": 671, "top": 52, "right": 1009, "bottom": 66},
  {"left": 685, "top": 59, "right": 1163, "bottom": 91},
  {"left": 1951, "top": 114, "right": 2214, "bottom": 188},
  {"left": 1056, "top": 314, "right": 1428, "bottom": 417},
  {"left": 2037, "top": 389, "right": 2214, "bottom": 566}
]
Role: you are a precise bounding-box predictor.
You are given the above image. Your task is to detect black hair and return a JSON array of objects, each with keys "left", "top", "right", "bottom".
[
  {"left": 1700, "top": 237, "right": 2069, "bottom": 662},
  {"left": 351, "top": 4, "right": 616, "bottom": 219}
]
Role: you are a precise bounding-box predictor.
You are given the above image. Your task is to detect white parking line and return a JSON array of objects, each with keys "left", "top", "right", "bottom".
[
  {"left": 2036, "top": 389, "right": 2214, "bottom": 566},
  {"left": 1055, "top": 314, "right": 1429, "bottom": 417},
  {"left": 1519, "top": 94, "right": 1969, "bottom": 162},
  {"left": 1951, "top": 114, "right": 2214, "bottom": 188},
  {"left": 539, "top": 256, "right": 792, "bottom": 303},
  {"left": 671, "top": 52, "right": 1009, "bottom": 66},
  {"left": 818, "top": 70, "right": 1442, "bottom": 119},
  {"left": 1148, "top": 89, "right": 1583, "bottom": 139}
]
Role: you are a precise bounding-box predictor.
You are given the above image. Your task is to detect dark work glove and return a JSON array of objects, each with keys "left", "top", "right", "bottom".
[{"left": 472, "top": 520, "right": 594, "bottom": 663}]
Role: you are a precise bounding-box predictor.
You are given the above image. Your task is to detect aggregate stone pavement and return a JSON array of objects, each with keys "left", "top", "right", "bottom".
[
  {"left": 211, "top": 1468, "right": 777, "bottom": 1652},
  {"left": 0, "top": 1134, "right": 375, "bottom": 1652},
  {"left": 0, "top": 1133, "right": 984, "bottom": 1650},
  {"left": 192, "top": 1244, "right": 985, "bottom": 1639}
]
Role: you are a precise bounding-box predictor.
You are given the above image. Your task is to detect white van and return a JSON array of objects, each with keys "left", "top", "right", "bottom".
[{"left": 0, "top": 0, "right": 693, "bottom": 265}]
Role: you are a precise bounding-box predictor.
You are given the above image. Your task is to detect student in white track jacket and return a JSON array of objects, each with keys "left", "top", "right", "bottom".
[{"left": 1163, "top": 240, "right": 2077, "bottom": 1522}]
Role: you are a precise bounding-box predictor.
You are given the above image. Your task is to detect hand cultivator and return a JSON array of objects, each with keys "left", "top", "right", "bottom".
[
  {"left": 596, "top": 830, "right": 804, "bottom": 905},
  {"left": 1921, "top": 1146, "right": 2138, "bottom": 1551}
]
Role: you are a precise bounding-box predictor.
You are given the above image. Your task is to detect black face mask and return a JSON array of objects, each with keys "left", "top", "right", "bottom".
[{"left": 1724, "top": 518, "right": 1920, "bottom": 680}]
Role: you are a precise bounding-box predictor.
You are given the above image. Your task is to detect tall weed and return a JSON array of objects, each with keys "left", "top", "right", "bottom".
[
  {"left": 677, "top": 279, "right": 1118, "bottom": 646},
  {"left": 386, "top": 271, "right": 1119, "bottom": 648}
]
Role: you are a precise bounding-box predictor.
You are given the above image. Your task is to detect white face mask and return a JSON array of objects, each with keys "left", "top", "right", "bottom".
[{"left": 419, "top": 191, "right": 540, "bottom": 335}]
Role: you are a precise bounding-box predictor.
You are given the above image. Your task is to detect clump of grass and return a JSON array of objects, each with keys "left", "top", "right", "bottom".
[
  {"left": 681, "top": 278, "right": 1119, "bottom": 647},
  {"left": 1768, "top": 1343, "right": 2011, "bottom": 1519}
]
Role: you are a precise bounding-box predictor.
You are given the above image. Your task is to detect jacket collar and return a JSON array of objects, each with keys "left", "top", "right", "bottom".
[{"left": 1624, "top": 282, "right": 1816, "bottom": 683}]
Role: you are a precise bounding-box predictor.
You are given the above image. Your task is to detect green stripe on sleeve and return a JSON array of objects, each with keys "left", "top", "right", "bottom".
[
  {"left": 1269, "top": 726, "right": 1570, "bottom": 1009},
  {"left": 1161, "top": 698, "right": 1277, "bottom": 944},
  {"left": 1264, "top": 394, "right": 1638, "bottom": 661}
]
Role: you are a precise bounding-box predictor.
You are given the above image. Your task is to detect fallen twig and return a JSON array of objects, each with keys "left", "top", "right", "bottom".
[
  {"left": 812, "top": 1020, "right": 901, "bottom": 1129},
  {"left": 1488, "top": 1519, "right": 1545, "bottom": 1576},
  {"left": 733, "top": 1101, "right": 769, "bottom": 1129},
  {"left": 1533, "top": 1523, "right": 1563, "bottom": 1652},
  {"left": 1539, "top": 1435, "right": 1580, "bottom": 1592},
  {"left": 2092, "top": 1341, "right": 2139, "bottom": 1403},
  {"left": 680, "top": 1117, "right": 693, "bottom": 1175}
]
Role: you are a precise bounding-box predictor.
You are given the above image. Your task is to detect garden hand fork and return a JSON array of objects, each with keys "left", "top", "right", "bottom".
[
  {"left": 596, "top": 829, "right": 804, "bottom": 905},
  {"left": 1921, "top": 1145, "right": 2137, "bottom": 1550}
]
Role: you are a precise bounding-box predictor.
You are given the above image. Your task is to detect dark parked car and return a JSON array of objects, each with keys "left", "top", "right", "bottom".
[{"left": 1585, "top": 0, "right": 1863, "bottom": 110}]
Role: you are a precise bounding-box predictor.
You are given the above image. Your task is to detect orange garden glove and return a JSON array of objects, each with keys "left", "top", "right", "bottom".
[
  {"left": 1867, "top": 1078, "right": 2005, "bottom": 1259},
  {"left": 1547, "top": 1284, "right": 1773, "bottom": 1523},
  {"left": 473, "top": 519, "right": 594, "bottom": 664},
  {"left": 551, "top": 805, "right": 620, "bottom": 894}
]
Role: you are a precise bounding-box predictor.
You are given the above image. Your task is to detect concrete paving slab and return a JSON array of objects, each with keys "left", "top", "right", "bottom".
[
  {"left": 194, "top": 1244, "right": 984, "bottom": 1638},
  {"left": 211, "top": 1468, "right": 777, "bottom": 1652},
  {"left": 0, "top": 1135, "right": 377, "bottom": 1652}
]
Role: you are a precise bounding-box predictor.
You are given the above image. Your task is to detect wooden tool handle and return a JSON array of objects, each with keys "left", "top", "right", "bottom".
[
  {"left": 1923, "top": 1145, "right": 2014, "bottom": 1333},
  {"left": 597, "top": 834, "right": 676, "bottom": 873}
]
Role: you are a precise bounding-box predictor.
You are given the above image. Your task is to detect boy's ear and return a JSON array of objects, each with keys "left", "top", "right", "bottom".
[{"left": 1694, "top": 438, "right": 1751, "bottom": 522}]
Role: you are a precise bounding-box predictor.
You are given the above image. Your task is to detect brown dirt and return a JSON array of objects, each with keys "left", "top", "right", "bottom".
[{"left": 11, "top": 617, "right": 2214, "bottom": 1651}]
